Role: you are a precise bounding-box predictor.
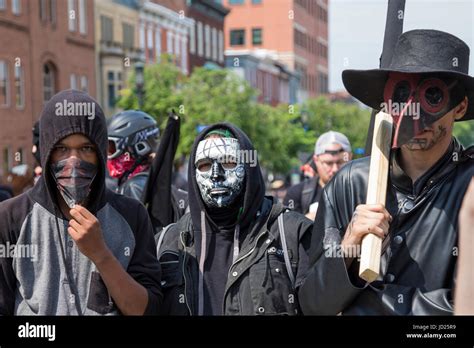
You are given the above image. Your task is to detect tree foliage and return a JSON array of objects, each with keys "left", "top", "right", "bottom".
[{"left": 117, "top": 60, "right": 373, "bottom": 174}]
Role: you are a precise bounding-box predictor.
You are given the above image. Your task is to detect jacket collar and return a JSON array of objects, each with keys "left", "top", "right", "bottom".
[{"left": 390, "top": 137, "right": 463, "bottom": 196}]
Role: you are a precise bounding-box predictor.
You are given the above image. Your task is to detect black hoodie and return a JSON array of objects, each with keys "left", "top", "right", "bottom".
[
  {"left": 188, "top": 123, "right": 266, "bottom": 314},
  {"left": 0, "top": 90, "right": 162, "bottom": 315},
  {"left": 157, "top": 123, "right": 313, "bottom": 315}
]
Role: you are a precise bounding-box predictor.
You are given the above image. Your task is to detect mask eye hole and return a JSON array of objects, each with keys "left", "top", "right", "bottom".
[
  {"left": 419, "top": 78, "right": 449, "bottom": 114},
  {"left": 424, "top": 86, "right": 444, "bottom": 106},
  {"left": 197, "top": 159, "right": 212, "bottom": 172},
  {"left": 221, "top": 162, "right": 237, "bottom": 170},
  {"left": 392, "top": 81, "right": 411, "bottom": 103}
]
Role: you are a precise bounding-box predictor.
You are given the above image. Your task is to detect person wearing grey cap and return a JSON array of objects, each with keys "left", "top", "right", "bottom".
[{"left": 284, "top": 131, "right": 352, "bottom": 220}]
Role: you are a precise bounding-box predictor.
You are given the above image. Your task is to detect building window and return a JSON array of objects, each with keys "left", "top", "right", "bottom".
[
  {"left": 155, "top": 26, "right": 161, "bottom": 62},
  {"left": 174, "top": 34, "right": 181, "bottom": 64},
  {"left": 100, "top": 15, "right": 113, "bottom": 43},
  {"left": 181, "top": 38, "right": 187, "bottom": 74},
  {"left": 12, "top": 0, "right": 21, "bottom": 15},
  {"left": 218, "top": 30, "right": 224, "bottom": 63},
  {"left": 204, "top": 25, "right": 211, "bottom": 58},
  {"left": 70, "top": 74, "right": 77, "bottom": 89},
  {"left": 230, "top": 29, "right": 245, "bottom": 46},
  {"left": 139, "top": 21, "right": 145, "bottom": 51},
  {"left": 197, "top": 22, "right": 203, "bottom": 57},
  {"left": 50, "top": 0, "right": 56, "bottom": 25},
  {"left": 167, "top": 31, "right": 173, "bottom": 54},
  {"left": 107, "top": 71, "right": 118, "bottom": 108},
  {"left": 80, "top": 75, "right": 88, "bottom": 93},
  {"left": 78, "top": 0, "right": 86, "bottom": 34},
  {"left": 40, "top": 0, "right": 47, "bottom": 21},
  {"left": 319, "top": 72, "right": 328, "bottom": 94},
  {"left": 68, "top": 0, "right": 76, "bottom": 31},
  {"left": 295, "top": 63, "right": 307, "bottom": 91},
  {"left": 147, "top": 25, "right": 154, "bottom": 61},
  {"left": 318, "top": 5, "right": 328, "bottom": 23},
  {"left": 252, "top": 28, "right": 262, "bottom": 45},
  {"left": 229, "top": 0, "right": 244, "bottom": 4},
  {"left": 3, "top": 147, "right": 11, "bottom": 176},
  {"left": 189, "top": 22, "right": 196, "bottom": 54},
  {"left": 0, "top": 0, "right": 5, "bottom": 10},
  {"left": 211, "top": 27, "right": 217, "bottom": 61},
  {"left": 14, "top": 65, "right": 24, "bottom": 108},
  {"left": 123, "top": 23, "right": 135, "bottom": 50},
  {"left": 318, "top": 42, "right": 327, "bottom": 59},
  {"left": 43, "top": 63, "right": 56, "bottom": 103},
  {"left": 0, "top": 60, "right": 9, "bottom": 107}
]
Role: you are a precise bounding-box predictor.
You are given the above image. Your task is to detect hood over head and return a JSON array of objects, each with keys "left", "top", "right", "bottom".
[
  {"left": 32, "top": 89, "right": 108, "bottom": 215},
  {"left": 188, "top": 122, "right": 265, "bottom": 233}
]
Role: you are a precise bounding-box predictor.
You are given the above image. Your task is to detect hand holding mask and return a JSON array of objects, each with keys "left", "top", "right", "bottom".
[{"left": 51, "top": 157, "right": 98, "bottom": 208}]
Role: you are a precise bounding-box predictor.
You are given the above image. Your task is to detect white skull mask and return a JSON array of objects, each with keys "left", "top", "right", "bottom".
[{"left": 195, "top": 137, "right": 245, "bottom": 208}]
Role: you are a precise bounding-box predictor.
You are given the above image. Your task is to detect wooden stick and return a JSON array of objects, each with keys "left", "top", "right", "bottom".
[{"left": 359, "top": 111, "right": 393, "bottom": 283}]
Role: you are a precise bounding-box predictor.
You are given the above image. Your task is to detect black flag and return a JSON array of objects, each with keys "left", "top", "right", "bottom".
[
  {"left": 364, "top": 0, "right": 406, "bottom": 155},
  {"left": 142, "top": 112, "right": 181, "bottom": 230}
]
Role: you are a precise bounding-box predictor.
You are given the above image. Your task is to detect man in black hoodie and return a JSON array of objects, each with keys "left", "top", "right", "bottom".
[
  {"left": 0, "top": 90, "right": 161, "bottom": 315},
  {"left": 156, "top": 123, "right": 313, "bottom": 315}
]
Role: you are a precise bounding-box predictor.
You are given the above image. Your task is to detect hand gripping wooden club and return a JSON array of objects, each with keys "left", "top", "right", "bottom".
[{"left": 359, "top": 111, "right": 393, "bottom": 283}]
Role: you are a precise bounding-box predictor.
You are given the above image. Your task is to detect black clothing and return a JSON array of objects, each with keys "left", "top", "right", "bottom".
[
  {"left": 299, "top": 138, "right": 474, "bottom": 315},
  {"left": 157, "top": 123, "right": 313, "bottom": 315},
  {"left": 283, "top": 176, "right": 322, "bottom": 214}
]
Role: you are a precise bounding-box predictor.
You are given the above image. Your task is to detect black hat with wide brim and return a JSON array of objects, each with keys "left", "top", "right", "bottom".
[{"left": 343, "top": 29, "right": 474, "bottom": 121}]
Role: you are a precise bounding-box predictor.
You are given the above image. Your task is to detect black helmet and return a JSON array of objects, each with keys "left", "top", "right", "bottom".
[
  {"left": 107, "top": 110, "right": 159, "bottom": 160},
  {"left": 32, "top": 121, "right": 41, "bottom": 164}
]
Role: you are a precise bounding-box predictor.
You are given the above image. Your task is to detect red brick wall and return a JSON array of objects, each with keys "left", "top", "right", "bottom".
[{"left": 0, "top": 0, "right": 96, "bottom": 176}]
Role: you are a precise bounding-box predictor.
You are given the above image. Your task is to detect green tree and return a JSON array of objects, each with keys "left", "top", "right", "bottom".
[
  {"left": 117, "top": 61, "right": 370, "bottom": 174},
  {"left": 117, "top": 55, "right": 185, "bottom": 126},
  {"left": 454, "top": 121, "right": 474, "bottom": 147},
  {"left": 302, "top": 97, "right": 371, "bottom": 154},
  {"left": 177, "top": 67, "right": 259, "bottom": 159},
  {"left": 178, "top": 68, "right": 314, "bottom": 173}
]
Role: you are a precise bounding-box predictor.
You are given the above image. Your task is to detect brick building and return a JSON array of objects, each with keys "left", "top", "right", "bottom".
[
  {"left": 223, "top": 0, "right": 328, "bottom": 102},
  {"left": 225, "top": 51, "right": 300, "bottom": 105},
  {"left": 0, "top": 0, "right": 96, "bottom": 177},
  {"left": 95, "top": 0, "right": 142, "bottom": 117},
  {"left": 148, "top": 0, "right": 229, "bottom": 72}
]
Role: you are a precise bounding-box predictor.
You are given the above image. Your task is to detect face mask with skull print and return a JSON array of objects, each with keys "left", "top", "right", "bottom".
[{"left": 195, "top": 137, "right": 245, "bottom": 208}]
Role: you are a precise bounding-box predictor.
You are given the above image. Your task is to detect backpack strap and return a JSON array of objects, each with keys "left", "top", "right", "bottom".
[
  {"left": 155, "top": 223, "right": 175, "bottom": 257},
  {"left": 277, "top": 212, "right": 296, "bottom": 289}
]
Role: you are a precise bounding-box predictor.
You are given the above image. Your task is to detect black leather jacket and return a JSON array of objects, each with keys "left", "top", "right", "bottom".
[
  {"left": 299, "top": 138, "right": 474, "bottom": 315},
  {"left": 157, "top": 197, "right": 313, "bottom": 315}
]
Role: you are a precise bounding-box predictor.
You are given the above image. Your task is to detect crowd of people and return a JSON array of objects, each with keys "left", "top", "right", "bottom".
[{"left": 0, "top": 29, "right": 473, "bottom": 316}]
